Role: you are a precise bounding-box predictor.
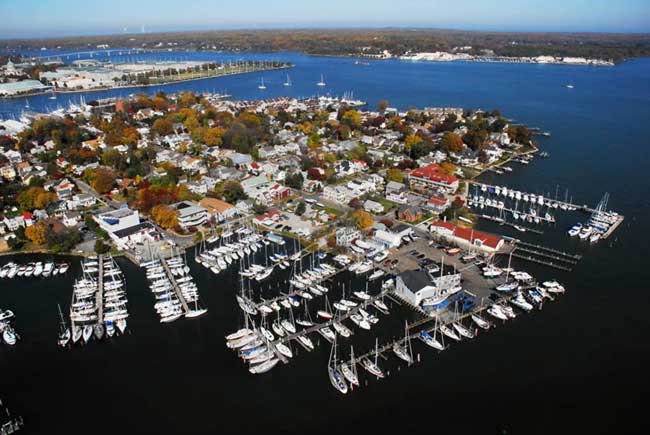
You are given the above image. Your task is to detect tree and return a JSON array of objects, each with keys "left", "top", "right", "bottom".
[
  {"left": 150, "top": 204, "right": 178, "bottom": 230},
  {"left": 341, "top": 110, "right": 362, "bottom": 130},
  {"left": 377, "top": 100, "right": 389, "bottom": 113},
  {"left": 94, "top": 239, "right": 110, "bottom": 254},
  {"left": 386, "top": 168, "right": 404, "bottom": 183},
  {"left": 404, "top": 134, "right": 423, "bottom": 153},
  {"left": 348, "top": 198, "right": 361, "bottom": 209},
  {"left": 91, "top": 168, "right": 116, "bottom": 194},
  {"left": 25, "top": 223, "right": 47, "bottom": 245},
  {"left": 221, "top": 180, "right": 246, "bottom": 204},
  {"left": 439, "top": 162, "right": 457, "bottom": 176},
  {"left": 34, "top": 191, "right": 57, "bottom": 209},
  {"left": 295, "top": 201, "right": 306, "bottom": 216},
  {"left": 17, "top": 187, "right": 46, "bottom": 211},
  {"left": 151, "top": 118, "right": 174, "bottom": 137},
  {"left": 204, "top": 127, "right": 226, "bottom": 147},
  {"left": 285, "top": 172, "right": 304, "bottom": 190},
  {"left": 352, "top": 209, "right": 374, "bottom": 229},
  {"left": 440, "top": 132, "right": 464, "bottom": 153}
]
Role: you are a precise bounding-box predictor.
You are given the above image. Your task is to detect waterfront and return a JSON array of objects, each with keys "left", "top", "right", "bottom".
[{"left": 1, "top": 53, "right": 649, "bottom": 434}]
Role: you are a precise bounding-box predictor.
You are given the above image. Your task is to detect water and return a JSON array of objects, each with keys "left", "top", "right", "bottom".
[{"left": 1, "top": 53, "right": 650, "bottom": 434}]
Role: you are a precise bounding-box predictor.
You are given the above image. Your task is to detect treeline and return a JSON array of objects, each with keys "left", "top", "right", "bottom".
[{"left": 3, "top": 29, "right": 650, "bottom": 61}]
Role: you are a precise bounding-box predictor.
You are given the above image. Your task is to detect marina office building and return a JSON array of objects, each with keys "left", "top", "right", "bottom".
[{"left": 395, "top": 269, "right": 462, "bottom": 307}]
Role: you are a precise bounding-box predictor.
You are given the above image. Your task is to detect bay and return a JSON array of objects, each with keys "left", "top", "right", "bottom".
[{"left": 1, "top": 51, "right": 649, "bottom": 434}]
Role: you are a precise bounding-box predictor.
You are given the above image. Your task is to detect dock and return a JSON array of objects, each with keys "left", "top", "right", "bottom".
[
  {"left": 478, "top": 214, "right": 544, "bottom": 234},
  {"left": 161, "top": 258, "right": 190, "bottom": 314},
  {"left": 96, "top": 254, "right": 104, "bottom": 325},
  {"left": 601, "top": 215, "right": 624, "bottom": 240},
  {"left": 469, "top": 181, "right": 594, "bottom": 213}
]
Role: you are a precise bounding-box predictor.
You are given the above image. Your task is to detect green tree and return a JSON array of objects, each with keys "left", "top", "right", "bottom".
[{"left": 295, "top": 201, "right": 306, "bottom": 216}]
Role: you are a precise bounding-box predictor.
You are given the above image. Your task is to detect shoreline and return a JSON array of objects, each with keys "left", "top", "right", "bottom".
[{"left": 0, "top": 64, "right": 293, "bottom": 100}]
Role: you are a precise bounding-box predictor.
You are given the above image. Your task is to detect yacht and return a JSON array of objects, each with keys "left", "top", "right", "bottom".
[
  {"left": 392, "top": 342, "right": 412, "bottom": 364},
  {"left": 2, "top": 327, "right": 17, "bottom": 345},
  {"left": 361, "top": 357, "right": 384, "bottom": 378},
  {"left": 275, "top": 342, "right": 293, "bottom": 358},
  {"left": 317, "top": 74, "right": 326, "bottom": 87},
  {"left": 249, "top": 358, "right": 279, "bottom": 374},
  {"left": 283, "top": 74, "right": 292, "bottom": 87}
]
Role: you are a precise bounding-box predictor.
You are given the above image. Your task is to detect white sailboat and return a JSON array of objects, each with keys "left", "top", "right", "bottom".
[
  {"left": 328, "top": 337, "right": 348, "bottom": 394},
  {"left": 317, "top": 74, "right": 326, "bottom": 87},
  {"left": 258, "top": 77, "right": 266, "bottom": 90},
  {"left": 361, "top": 338, "right": 385, "bottom": 378},
  {"left": 283, "top": 74, "right": 292, "bottom": 87},
  {"left": 340, "top": 345, "right": 359, "bottom": 387}
]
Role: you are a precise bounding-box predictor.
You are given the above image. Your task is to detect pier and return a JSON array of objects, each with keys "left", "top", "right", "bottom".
[
  {"left": 601, "top": 215, "right": 624, "bottom": 240},
  {"left": 478, "top": 214, "right": 544, "bottom": 234},
  {"left": 96, "top": 254, "right": 104, "bottom": 325},
  {"left": 469, "top": 181, "right": 594, "bottom": 213},
  {"left": 161, "top": 258, "right": 190, "bottom": 315}
]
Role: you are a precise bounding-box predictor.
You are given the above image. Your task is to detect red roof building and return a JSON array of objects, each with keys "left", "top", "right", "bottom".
[
  {"left": 430, "top": 220, "right": 504, "bottom": 253},
  {"left": 408, "top": 163, "right": 459, "bottom": 194}
]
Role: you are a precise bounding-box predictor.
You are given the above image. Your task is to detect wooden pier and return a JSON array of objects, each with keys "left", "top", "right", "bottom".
[
  {"left": 601, "top": 215, "right": 624, "bottom": 240},
  {"left": 161, "top": 258, "right": 190, "bottom": 314}
]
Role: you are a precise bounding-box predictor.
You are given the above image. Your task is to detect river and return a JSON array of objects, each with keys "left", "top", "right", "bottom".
[{"left": 1, "top": 51, "right": 649, "bottom": 434}]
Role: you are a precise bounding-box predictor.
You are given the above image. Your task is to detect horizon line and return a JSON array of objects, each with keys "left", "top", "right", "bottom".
[{"left": 2, "top": 25, "right": 650, "bottom": 42}]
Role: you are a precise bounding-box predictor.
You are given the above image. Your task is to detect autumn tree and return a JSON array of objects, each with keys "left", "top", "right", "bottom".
[
  {"left": 440, "top": 132, "right": 464, "bottom": 153},
  {"left": 342, "top": 110, "right": 362, "bottom": 130},
  {"left": 439, "top": 162, "right": 457, "bottom": 176},
  {"left": 150, "top": 204, "right": 179, "bottom": 230},
  {"left": 386, "top": 168, "right": 404, "bottom": 183},
  {"left": 377, "top": 100, "right": 389, "bottom": 112},
  {"left": 151, "top": 118, "right": 174, "bottom": 137},
  {"left": 204, "top": 127, "right": 226, "bottom": 147},
  {"left": 34, "top": 191, "right": 57, "bottom": 209},
  {"left": 352, "top": 209, "right": 374, "bottom": 229},
  {"left": 91, "top": 168, "right": 116, "bottom": 194},
  {"left": 25, "top": 223, "right": 47, "bottom": 245}
]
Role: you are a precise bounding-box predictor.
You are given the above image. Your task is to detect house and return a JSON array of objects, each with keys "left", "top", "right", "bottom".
[
  {"left": 323, "top": 185, "right": 354, "bottom": 205},
  {"left": 399, "top": 205, "right": 423, "bottom": 223},
  {"left": 2, "top": 216, "right": 25, "bottom": 232},
  {"left": 258, "top": 146, "right": 278, "bottom": 160},
  {"left": 408, "top": 163, "right": 459, "bottom": 194},
  {"left": 15, "top": 161, "right": 32, "bottom": 178},
  {"left": 199, "top": 197, "right": 238, "bottom": 222},
  {"left": 429, "top": 220, "right": 504, "bottom": 254},
  {"left": 394, "top": 269, "right": 462, "bottom": 307},
  {"left": 62, "top": 211, "right": 81, "bottom": 227},
  {"left": 170, "top": 201, "right": 208, "bottom": 229},
  {"left": 335, "top": 227, "right": 361, "bottom": 247},
  {"left": 364, "top": 199, "right": 385, "bottom": 214},
  {"left": 426, "top": 196, "right": 451, "bottom": 214},
  {"left": 67, "top": 193, "right": 96, "bottom": 210},
  {"left": 54, "top": 180, "right": 75, "bottom": 200}
]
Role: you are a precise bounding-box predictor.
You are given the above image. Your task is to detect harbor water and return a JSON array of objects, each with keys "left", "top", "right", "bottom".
[{"left": 1, "top": 52, "right": 650, "bottom": 434}]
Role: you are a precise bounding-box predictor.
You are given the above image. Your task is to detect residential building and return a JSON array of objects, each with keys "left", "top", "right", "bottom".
[
  {"left": 199, "top": 197, "right": 238, "bottom": 222},
  {"left": 408, "top": 163, "right": 459, "bottom": 194},
  {"left": 335, "top": 227, "right": 361, "bottom": 247},
  {"left": 364, "top": 199, "right": 385, "bottom": 214},
  {"left": 398, "top": 205, "right": 423, "bottom": 222}
]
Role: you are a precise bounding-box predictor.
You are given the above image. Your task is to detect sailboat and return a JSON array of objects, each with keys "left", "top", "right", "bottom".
[
  {"left": 419, "top": 316, "right": 444, "bottom": 351},
  {"left": 57, "top": 304, "right": 71, "bottom": 347},
  {"left": 328, "top": 337, "right": 348, "bottom": 394},
  {"left": 317, "top": 74, "right": 326, "bottom": 87},
  {"left": 361, "top": 338, "right": 385, "bottom": 378},
  {"left": 283, "top": 74, "right": 292, "bottom": 87},
  {"left": 392, "top": 321, "right": 413, "bottom": 364},
  {"left": 340, "top": 346, "right": 360, "bottom": 387},
  {"left": 258, "top": 77, "right": 266, "bottom": 90}
]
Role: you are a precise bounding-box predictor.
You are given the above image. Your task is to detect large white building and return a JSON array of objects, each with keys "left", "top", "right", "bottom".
[
  {"left": 171, "top": 201, "right": 208, "bottom": 229},
  {"left": 395, "top": 269, "right": 462, "bottom": 307},
  {"left": 94, "top": 207, "right": 140, "bottom": 234}
]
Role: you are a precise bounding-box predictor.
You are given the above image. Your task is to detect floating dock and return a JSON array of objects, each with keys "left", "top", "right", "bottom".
[{"left": 161, "top": 258, "right": 190, "bottom": 315}]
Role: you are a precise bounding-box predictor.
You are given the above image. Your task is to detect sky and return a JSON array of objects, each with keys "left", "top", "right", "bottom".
[{"left": 0, "top": 0, "right": 649, "bottom": 39}]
